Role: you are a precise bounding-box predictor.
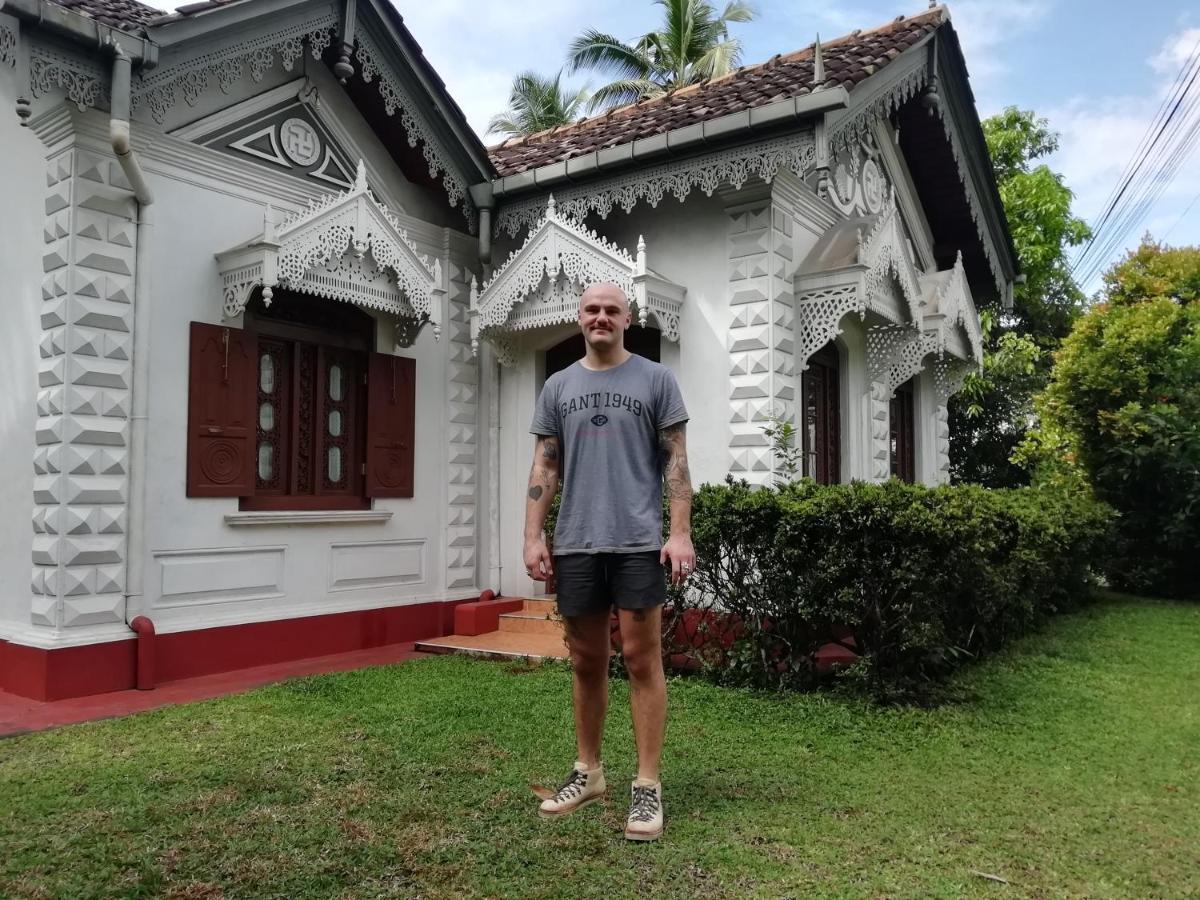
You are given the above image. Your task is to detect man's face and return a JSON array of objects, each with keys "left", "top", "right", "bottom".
[{"left": 578, "top": 284, "right": 631, "bottom": 350}]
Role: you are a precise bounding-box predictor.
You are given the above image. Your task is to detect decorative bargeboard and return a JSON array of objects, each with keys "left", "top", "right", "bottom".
[
  {"left": 216, "top": 161, "right": 444, "bottom": 346},
  {"left": 471, "top": 197, "right": 684, "bottom": 365}
]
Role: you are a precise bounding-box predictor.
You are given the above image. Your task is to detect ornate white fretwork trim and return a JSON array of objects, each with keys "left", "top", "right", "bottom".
[
  {"left": 216, "top": 160, "right": 444, "bottom": 339},
  {"left": 919, "top": 250, "right": 983, "bottom": 363},
  {"left": 829, "top": 64, "right": 927, "bottom": 155},
  {"left": 30, "top": 46, "right": 107, "bottom": 111},
  {"left": 793, "top": 199, "right": 924, "bottom": 368},
  {"left": 933, "top": 106, "right": 1006, "bottom": 297},
  {"left": 794, "top": 284, "right": 864, "bottom": 369},
  {"left": 471, "top": 197, "right": 684, "bottom": 364},
  {"left": 353, "top": 27, "right": 473, "bottom": 226},
  {"left": 494, "top": 132, "right": 817, "bottom": 237},
  {"left": 868, "top": 323, "right": 940, "bottom": 399},
  {"left": 1, "top": 19, "right": 16, "bottom": 68},
  {"left": 827, "top": 59, "right": 1005, "bottom": 299},
  {"left": 134, "top": 12, "right": 338, "bottom": 125}
]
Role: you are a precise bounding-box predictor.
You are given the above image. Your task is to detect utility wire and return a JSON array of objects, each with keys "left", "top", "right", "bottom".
[
  {"left": 1078, "top": 35, "right": 1200, "bottom": 252},
  {"left": 1072, "top": 36, "right": 1200, "bottom": 285}
]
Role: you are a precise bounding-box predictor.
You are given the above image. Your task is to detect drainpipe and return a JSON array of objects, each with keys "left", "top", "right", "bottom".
[
  {"left": 107, "top": 42, "right": 152, "bottom": 206},
  {"left": 112, "top": 41, "right": 155, "bottom": 683},
  {"left": 468, "top": 182, "right": 494, "bottom": 272}
]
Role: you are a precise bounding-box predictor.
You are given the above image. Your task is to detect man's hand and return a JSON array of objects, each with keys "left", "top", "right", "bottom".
[
  {"left": 660, "top": 534, "right": 695, "bottom": 586},
  {"left": 523, "top": 537, "right": 554, "bottom": 582}
]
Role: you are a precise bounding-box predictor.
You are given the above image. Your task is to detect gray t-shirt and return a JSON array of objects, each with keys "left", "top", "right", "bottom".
[{"left": 530, "top": 354, "right": 688, "bottom": 555}]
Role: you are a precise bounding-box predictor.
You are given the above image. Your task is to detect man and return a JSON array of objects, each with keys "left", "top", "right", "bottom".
[{"left": 524, "top": 281, "right": 694, "bottom": 843}]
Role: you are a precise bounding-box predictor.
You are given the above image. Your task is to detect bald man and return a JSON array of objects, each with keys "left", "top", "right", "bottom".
[{"left": 524, "top": 282, "right": 694, "bottom": 842}]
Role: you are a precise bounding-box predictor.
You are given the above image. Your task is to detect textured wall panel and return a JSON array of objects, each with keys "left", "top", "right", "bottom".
[
  {"left": 443, "top": 260, "right": 479, "bottom": 591},
  {"left": 329, "top": 540, "right": 424, "bottom": 592},
  {"left": 155, "top": 546, "right": 286, "bottom": 607},
  {"left": 31, "top": 145, "right": 137, "bottom": 628}
]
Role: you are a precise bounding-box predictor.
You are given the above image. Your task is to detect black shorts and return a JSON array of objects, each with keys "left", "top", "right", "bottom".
[{"left": 553, "top": 551, "right": 667, "bottom": 618}]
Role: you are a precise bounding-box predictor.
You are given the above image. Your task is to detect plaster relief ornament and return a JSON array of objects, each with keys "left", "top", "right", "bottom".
[
  {"left": 1, "top": 20, "right": 16, "bottom": 68},
  {"left": 216, "top": 161, "right": 444, "bottom": 341},
  {"left": 828, "top": 133, "right": 888, "bottom": 217},
  {"left": 279, "top": 117, "right": 321, "bottom": 166}
]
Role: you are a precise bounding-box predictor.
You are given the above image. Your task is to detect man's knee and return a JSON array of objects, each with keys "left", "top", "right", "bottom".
[
  {"left": 565, "top": 616, "right": 610, "bottom": 678},
  {"left": 621, "top": 640, "right": 663, "bottom": 683}
]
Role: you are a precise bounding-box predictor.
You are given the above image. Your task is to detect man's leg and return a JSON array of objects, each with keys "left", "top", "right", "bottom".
[
  {"left": 616, "top": 605, "right": 666, "bottom": 781},
  {"left": 564, "top": 610, "right": 613, "bottom": 767}
]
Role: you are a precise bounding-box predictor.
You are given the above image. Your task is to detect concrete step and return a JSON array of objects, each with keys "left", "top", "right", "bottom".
[
  {"left": 415, "top": 631, "right": 568, "bottom": 661},
  {"left": 499, "top": 611, "right": 564, "bottom": 636},
  {"left": 521, "top": 598, "right": 558, "bottom": 617}
]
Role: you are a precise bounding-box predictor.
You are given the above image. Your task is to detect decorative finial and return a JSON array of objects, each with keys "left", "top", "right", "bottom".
[
  {"left": 334, "top": 44, "right": 355, "bottom": 84},
  {"left": 546, "top": 194, "right": 556, "bottom": 218},
  {"left": 354, "top": 160, "right": 367, "bottom": 192},
  {"left": 812, "top": 34, "right": 825, "bottom": 88},
  {"left": 262, "top": 285, "right": 274, "bottom": 307},
  {"left": 263, "top": 204, "right": 276, "bottom": 242}
]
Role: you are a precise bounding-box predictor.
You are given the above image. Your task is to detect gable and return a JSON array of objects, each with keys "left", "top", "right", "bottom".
[{"left": 172, "top": 80, "right": 355, "bottom": 191}]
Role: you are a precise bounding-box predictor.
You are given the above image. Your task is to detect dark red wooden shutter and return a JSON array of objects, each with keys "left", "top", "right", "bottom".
[
  {"left": 365, "top": 352, "right": 415, "bottom": 498},
  {"left": 187, "top": 322, "right": 257, "bottom": 496}
]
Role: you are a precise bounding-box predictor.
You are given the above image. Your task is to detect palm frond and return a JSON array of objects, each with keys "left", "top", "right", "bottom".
[
  {"left": 692, "top": 38, "right": 742, "bottom": 80},
  {"left": 487, "top": 70, "right": 589, "bottom": 138},
  {"left": 567, "top": 29, "right": 653, "bottom": 80},
  {"left": 585, "top": 79, "right": 666, "bottom": 113},
  {"left": 719, "top": 0, "right": 756, "bottom": 24}
]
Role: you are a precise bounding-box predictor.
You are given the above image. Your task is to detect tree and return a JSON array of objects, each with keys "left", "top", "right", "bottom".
[
  {"left": 950, "top": 108, "right": 1091, "bottom": 486},
  {"left": 1019, "top": 239, "right": 1200, "bottom": 599},
  {"left": 487, "top": 71, "right": 590, "bottom": 139},
  {"left": 567, "top": 0, "right": 756, "bottom": 112}
]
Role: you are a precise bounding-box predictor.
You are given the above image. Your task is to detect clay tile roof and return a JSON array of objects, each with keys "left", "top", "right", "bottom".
[
  {"left": 489, "top": 6, "right": 945, "bottom": 178},
  {"left": 48, "top": 0, "right": 164, "bottom": 32}
]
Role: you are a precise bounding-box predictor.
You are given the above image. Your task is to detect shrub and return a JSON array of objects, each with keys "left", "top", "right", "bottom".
[
  {"left": 1023, "top": 241, "right": 1200, "bottom": 598},
  {"left": 668, "top": 479, "right": 1112, "bottom": 702}
]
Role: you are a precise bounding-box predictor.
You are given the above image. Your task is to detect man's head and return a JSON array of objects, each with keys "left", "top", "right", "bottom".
[{"left": 578, "top": 282, "right": 632, "bottom": 351}]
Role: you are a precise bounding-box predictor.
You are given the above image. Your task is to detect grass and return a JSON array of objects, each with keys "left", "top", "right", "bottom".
[{"left": 2, "top": 594, "right": 1198, "bottom": 899}]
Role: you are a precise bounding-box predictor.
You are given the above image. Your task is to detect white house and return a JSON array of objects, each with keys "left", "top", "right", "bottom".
[{"left": 0, "top": 0, "right": 1015, "bottom": 699}]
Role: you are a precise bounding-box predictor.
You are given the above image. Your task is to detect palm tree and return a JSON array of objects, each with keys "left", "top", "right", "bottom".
[
  {"left": 567, "top": 0, "right": 756, "bottom": 112},
  {"left": 487, "top": 71, "right": 590, "bottom": 139}
]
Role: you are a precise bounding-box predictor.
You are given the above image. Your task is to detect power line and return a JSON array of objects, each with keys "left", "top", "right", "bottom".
[{"left": 1072, "top": 35, "right": 1200, "bottom": 285}]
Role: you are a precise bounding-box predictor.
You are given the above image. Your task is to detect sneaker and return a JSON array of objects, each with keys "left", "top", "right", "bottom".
[
  {"left": 537, "top": 761, "right": 606, "bottom": 819},
  {"left": 624, "top": 778, "right": 664, "bottom": 841}
]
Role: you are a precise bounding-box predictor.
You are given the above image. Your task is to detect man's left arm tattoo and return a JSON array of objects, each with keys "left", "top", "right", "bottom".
[{"left": 659, "top": 423, "right": 693, "bottom": 502}]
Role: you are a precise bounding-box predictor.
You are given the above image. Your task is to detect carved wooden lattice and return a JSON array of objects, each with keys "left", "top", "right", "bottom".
[
  {"left": 217, "top": 162, "right": 444, "bottom": 339},
  {"left": 471, "top": 198, "right": 683, "bottom": 364}
]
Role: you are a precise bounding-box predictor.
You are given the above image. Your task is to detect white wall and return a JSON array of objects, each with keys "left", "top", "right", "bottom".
[
  {"left": 0, "top": 67, "right": 45, "bottom": 631},
  {"left": 133, "top": 170, "right": 466, "bottom": 634}
]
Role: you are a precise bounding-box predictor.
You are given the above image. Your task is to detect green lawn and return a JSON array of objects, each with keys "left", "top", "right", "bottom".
[{"left": 2, "top": 595, "right": 1198, "bottom": 899}]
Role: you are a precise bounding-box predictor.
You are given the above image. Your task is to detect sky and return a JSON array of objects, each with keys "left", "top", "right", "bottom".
[{"left": 155, "top": 0, "right": 1200, "bottom": 293}]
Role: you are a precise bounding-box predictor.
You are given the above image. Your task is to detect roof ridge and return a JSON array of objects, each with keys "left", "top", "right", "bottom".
[{"left": 488, "top": 5, "right": 946, "bottom": 153}]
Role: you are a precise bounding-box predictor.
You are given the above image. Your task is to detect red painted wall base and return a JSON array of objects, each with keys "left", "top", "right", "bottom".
[{"left": 0, "top": 597, "right": 472, "bottom": 702}]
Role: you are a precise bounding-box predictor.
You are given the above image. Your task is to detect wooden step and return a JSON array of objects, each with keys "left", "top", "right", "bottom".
[
  {"left": 415, "top": 631, "right": 568, "bottom": 661},
  {"left": 499, "top": 610, "right": 563, "bottom": 636}
]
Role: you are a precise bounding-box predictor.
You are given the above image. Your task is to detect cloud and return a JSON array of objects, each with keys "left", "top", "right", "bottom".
[
  {"left": 1149, "top": 27, "right": 1200, "bottom": 75},
  {"left": 947, "top": 0, "right": 1050, "bottom": 98},
  {"left": 1045, "top": 24, "right": 1200, "bottom": 288}
]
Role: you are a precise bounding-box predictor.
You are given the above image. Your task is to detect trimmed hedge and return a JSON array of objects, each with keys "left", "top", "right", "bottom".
[{"left": 670, "top": 479, "right": 1113, "bottom": 702}]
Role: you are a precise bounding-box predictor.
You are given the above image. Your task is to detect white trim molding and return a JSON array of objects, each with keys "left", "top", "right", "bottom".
[
  {"left": 470, "top": 196, "right": 684, "bottom": 365},
  {"left": 133, "top": 9, "right": 338, "bottom": 124},
  {"left": 352, "top": 26, "right": 473, "bottom": 226},
  {"left": 494, "top": 132, "right": 817, "bottom": 238},
  {"left": 216, "top": 160, "right": 445, "bottom": 344}
]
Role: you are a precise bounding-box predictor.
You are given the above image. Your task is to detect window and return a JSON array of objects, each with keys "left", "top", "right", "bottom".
[
  {"left": 889, "top": 378, "right": 916, "bottom": 483},
  {"left": 802, "top": 343, "right": 840, "bottom": 485},
  {"left": 187, "top": 291, "right": 415, "bottom": 507}
]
